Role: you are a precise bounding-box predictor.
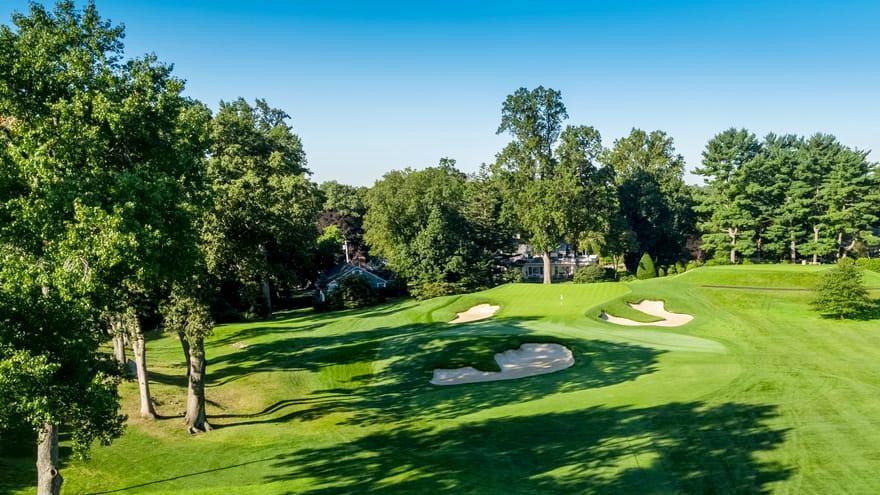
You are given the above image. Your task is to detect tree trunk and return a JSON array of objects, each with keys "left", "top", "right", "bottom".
[
  {"left": 36, "top": 422, "right": 62, "bottom": 495},
  {"left": 542, "top": 252, "right": 552, "bottom": 285},
  {"left": 258, "top": 243, "right": 273, "bottom": 317},
  {"left": 184, "top": 336, "right": 212, "bottom": 433},
  {"left": 261, "top": 277, "right": 272, "bottom": 317},
  {"left": 812, "top": 225, "right": 820, "bottom": 264},
  {"left": 130, "top": 318, "right": 156, "bottom": 419},
  {"left": 728, "top": 227, "right": 738, "bottom": 264},
  {"left": 836, "top": 231, "right": 844, "bottom": 260},
  {"left": 112, "top": 332, "right": 126, "bottom": 366},
  {"left": 790, "top": 238, "right": 797, "bottom": 263},
  {"left": 176, "top": 329, "right": 191, "bottom": 378}
]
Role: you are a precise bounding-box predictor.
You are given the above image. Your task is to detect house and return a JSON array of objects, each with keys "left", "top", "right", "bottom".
[
  {"left": 513, "top": 242, "right": 599, "bottom": 281},
  {"left": 319, "top": 262, "right": 390, "bottom": 293}
]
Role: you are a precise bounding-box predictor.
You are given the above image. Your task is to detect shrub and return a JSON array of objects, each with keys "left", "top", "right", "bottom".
[
  {"left": 855, "top": 258, "right": 880, "bottom": 273},
  {"left": 573, "top": 264, "right": 605, "bottom": 284},
  {"left": 324, "top": 275, "right": 379, "bottom": 310},
  {"left": 705, "top": 256, "right": 733, "bottom": 266},
  {"left": 502, "top": 266, "right": 523, "bottom": 284},
  {"left": 675, "top": 262, "right": 686, "bottom": 274},
  {"left": 686, "top": 260, "right": 703, "bottom": 271},
  {"left": 742, "top": 258, "right": 755, "bottom": 265},
  {"left": 410, "top": 280, "right": 462, "bottom": 300},
  {"left": 658, "top": 267, "right": 667, "bottom": 277},
  {"left": 636, "top": 253, "right": 656, "bottom": 280},
  {"left": 812, "top": 258, "right": 874, "bottom": 319},
  {"left": 619, "top": 274, "right": 636, "bottom": 282}
]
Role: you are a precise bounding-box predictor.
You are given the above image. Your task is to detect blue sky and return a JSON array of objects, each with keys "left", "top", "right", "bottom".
[{"left": 5, "top": 1, "right": 880, "bottom": 185}]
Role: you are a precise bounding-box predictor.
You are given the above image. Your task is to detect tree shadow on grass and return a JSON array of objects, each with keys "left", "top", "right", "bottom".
[
  {"left": 264, "top": 401, "right": 792, "bottom": 494},
  {"left": 213, "top": 317, "right": 664, "bottom": 428}
]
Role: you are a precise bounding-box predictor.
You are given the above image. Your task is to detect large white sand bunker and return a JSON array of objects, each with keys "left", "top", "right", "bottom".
[
  {"left": 449, "top": 304, "right": 500, "bottom": 324},
  {"left": 430, "top": 343, "right": 574, "bottom": 386},
  {"left": 601, "top": 300, "right": 694, "bottom": 327}
]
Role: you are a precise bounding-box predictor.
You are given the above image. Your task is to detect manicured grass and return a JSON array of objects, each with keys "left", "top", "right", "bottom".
[{"left": 5, "top": 265, "right": 880, "bottom": 494}]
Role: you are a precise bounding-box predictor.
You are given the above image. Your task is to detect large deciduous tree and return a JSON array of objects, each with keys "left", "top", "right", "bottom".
[
  {"left": 493, "top": 86, "right": 611, "bottom": 283},
  {"left": 364, "top": 159, "right": 508, "bottom": 298},
  {"left": 204, "top": 98, "right": 321, "bottom": 317},
  {"left": 604, "top": 128, "right": 695, "bottom": 269}
]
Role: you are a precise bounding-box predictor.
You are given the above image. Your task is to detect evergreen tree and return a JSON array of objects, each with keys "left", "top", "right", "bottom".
[
  {"left": 636, "top": 253, "right": 657, "bottom": 280},
  {"left": 695, "top": 128, "right": 763, "bottom": 263},
  {"left": 812, "top": 259, "right": 873, "bottom": 319}
]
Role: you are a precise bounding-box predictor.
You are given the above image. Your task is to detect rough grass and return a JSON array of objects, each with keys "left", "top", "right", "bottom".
[{"left": 5, "top": 265, "right": 880, "bottom": 494}]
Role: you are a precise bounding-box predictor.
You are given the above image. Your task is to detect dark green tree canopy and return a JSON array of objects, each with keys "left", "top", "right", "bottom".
[
  {"left": 605, "top": 128, "right": 695, "bottom": 268},
  {"left": 203, "top": 98, "right": 321, "bottom": 312}
]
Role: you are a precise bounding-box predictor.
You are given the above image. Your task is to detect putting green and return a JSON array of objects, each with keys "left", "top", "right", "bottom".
[{"left": 4, "top": 265, "right": 880, "bottom": 494}]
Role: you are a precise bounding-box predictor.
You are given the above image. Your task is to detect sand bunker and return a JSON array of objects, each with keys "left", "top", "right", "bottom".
[
  {"left": 430, "top": 343, "right": 574, "bottom": 385},
  {"left": 601, "top": 300, "right": 694, "bottom": 327},
  {"left": 449, "top": 304, "right": 500, "bottom": 324}
]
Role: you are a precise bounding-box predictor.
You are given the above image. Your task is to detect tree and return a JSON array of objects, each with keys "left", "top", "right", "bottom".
[
  {"left": 364, "top": 160, "right": 497, "bottom": 298},
  {"left": 695, "top": 128, "right": 763, "bottom": 263},
  {"left": 161, "top": 282, "right": 214, "bottom": 433},
  {"left": 817, "top": 143, "right": 878, "bottom": 259},
  {"left": 636, "top": 253, "right": 657, "bottom": 280},
  {"left": 204, "top": 98, "right": 321, "bottom": 317},
  {"left": 0, "top": 2, "right": 146, "bottom": 489},
  {"left": 762, "top": 134, "right": 807, "bottom": 262},
  {"left": 0, "top": 277, "right": 125, "bottom": 495},
  {"left": 318, "top": 181, "right": 368, "bottom": 262},
  {"left": 812, "top": 259, "right": 873, "bottom": 319},
  {"left": 605, "top": 129, "right": 696, "bottom": 269},
  {"left": 493, "top": 87, "right": 610, "bottom": 284}
]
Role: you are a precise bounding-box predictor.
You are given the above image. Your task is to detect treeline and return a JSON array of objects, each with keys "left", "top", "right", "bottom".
[
  {"left": 363, "top": 87, "right": 697, "bottom": 296},
  {"left": 696, "top": 129, "right": 879, "bottom": 263}
]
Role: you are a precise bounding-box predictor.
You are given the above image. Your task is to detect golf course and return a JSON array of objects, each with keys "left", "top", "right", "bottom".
[{"left": 3, "top": 264, "right": 879, "bottom": 494}]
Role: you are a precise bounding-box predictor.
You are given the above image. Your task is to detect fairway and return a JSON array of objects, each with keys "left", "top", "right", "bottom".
[{"left": 5, "top": 265, "right": 880, "bottom": 494}]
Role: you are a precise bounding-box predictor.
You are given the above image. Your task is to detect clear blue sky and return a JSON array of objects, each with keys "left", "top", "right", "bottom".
[{"left": 5, "top": 1, "right": 880, "bottom": 185}]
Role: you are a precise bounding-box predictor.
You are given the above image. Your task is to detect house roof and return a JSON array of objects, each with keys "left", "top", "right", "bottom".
[{"left": 319, "top": 263, "right": 389, "bottom": 287}]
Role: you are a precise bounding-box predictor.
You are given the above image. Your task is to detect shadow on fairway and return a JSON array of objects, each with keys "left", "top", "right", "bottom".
[
  {"left": 209, "top": 317, "right": 664, "bottom": 427},
  {"left": 265, "top": 401, "right": 792, "bottom": 494}
]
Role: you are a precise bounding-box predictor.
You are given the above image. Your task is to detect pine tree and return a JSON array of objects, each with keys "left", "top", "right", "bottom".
[{"left": 695, "top": 128, "right": 762, "bottom": 263}]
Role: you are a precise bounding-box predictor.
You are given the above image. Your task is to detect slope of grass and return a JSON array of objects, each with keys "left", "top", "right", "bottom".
[{"left": 5, "top": 265, "right": 880, "bottom": 494}]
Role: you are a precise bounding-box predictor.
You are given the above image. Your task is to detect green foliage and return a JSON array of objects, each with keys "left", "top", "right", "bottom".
[
  {"left": 698, "top": 131, "right": 879, "bottom": 264},
  {"left": 203, "top": 98, "right": 321, "bottom": 313},
  {"left": 0, "top": 282, "right": 125, "bottom": 459},
  {"left": 502, "top": 267, "right": 523, "bottom": 284},
  {"left": 658, "top": 267, "right": 667, "bottom": 277},
  {"left": 855, "top": 258, "right": 880, "bottom": 273},
  {"left": 315, "top": 225, "right": 345, "bottom": 271},
  {"left": 364, "top": 160, "right": 505, "bottom": 298},
  {"left": 493, "top": 87, "right": 614, "bottom": 283},
  {"left": 686, "top": 260, "right": 704, "bottom": 271},
  {"left": 573, "top": 264, "right": 606, "bottom": 284},
  {"left": 812, "top": 259, "right": 874, "bottom": 319},
  {"left": 706, "top": 256, "right": 734, "bottom": 266},
  {"left": 161, "top": 285, "right": 214, "bottom": 341},
  {"left": 694, "top": 128, "right": 762, "bottom": 263},
  {"left": 327, "top": 275, "right": 379, "bottom": 310},
  {"left": 675, "top": 262, "right": 686, "bottom": 274},
  {"left": 605, "top": 129, "right": 696, "bottom": 269},
  {"left": 636, "top": 253, "right": 657, "bottom": 280}
]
